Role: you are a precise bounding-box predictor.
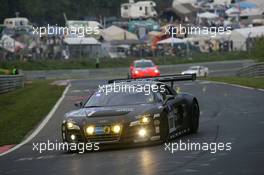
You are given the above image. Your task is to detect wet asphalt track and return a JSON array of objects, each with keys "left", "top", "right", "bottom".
[{"left": 0, "top": 79, "right": 264, "bottom": 175}]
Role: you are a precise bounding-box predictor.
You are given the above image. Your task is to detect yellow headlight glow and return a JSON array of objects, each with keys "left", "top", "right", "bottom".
[
  {"left": 141, "top": 116, "right": 150, "bottom": 124},
  {"left": 67, "top": 122, "right": 74, "bottom": 129},
  {"left": 66, "top": 121, "right": 80, "bottom": 130},
  {"left": 138, "top": 128, "right": 147, "bottom": 137},
  {"left": 112, "top": 125, "right": 121, "bottom": 134},
  {"left": 86, "top": 126, "right": 95, "bottom": 135},
  {"left": 70, "top": 134, "right": 76, "bottom": 140}
]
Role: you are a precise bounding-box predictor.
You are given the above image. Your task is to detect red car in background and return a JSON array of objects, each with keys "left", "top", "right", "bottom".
[{"left": 128, "top": 59, "right": 160, "bottom": 79}]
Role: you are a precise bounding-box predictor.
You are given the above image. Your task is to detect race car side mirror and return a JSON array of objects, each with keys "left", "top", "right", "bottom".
[
  {"left": 163, "top": 95, "right": 174, "bottom": 105},
  {"left": 74, "top": 101, "right": 83, "bottom": 108}
]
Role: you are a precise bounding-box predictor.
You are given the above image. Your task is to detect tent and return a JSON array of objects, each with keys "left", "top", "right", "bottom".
[
  {"left": 240, "top": 8, "right": 262, "bottom": 17},
  {"left": 197, "top": 12, "right": 219, "bottom": 19},
  {"left": 226, "top": 6, "right": 262, "bottom": 17},
  {"left": 245, "top": 0, "right": 264, "bottom": 9},
  {"left": 103, "top": 25, "right": 138, "bottom": 41},
  {"left": 64, "top": 37, "right": 100, "bottom": 45},
  {"left": 238, "top": 2, "right": 257, "bottom": 9},
  {"left": 230, "top": 26, "right": 264, "bottom": 51},
  {"left": 63, "top": 37, "right": 101, "bottom": 58},
  {"left": 157, "top": 37, "right": 185, "bottom": 44},
  {"left": 225, "top": 7, "right": 240, "bottom": 15}
]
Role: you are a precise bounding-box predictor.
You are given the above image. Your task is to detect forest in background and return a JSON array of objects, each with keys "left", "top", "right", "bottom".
[{"left": 0, "top": 0, "right": 171, "bottom": 25}]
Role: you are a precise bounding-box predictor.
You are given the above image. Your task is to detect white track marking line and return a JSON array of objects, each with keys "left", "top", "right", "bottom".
[
  {"left": 258, "top": 88, "right": 264, "bottom": 92},
  {"left": 0, "top": 83, "right": 71, "bottom": 157},
  {"left": 204, "top": 80, "right": 264, "bottom": 92},
  {"left": 227, "top": 84, "right": 255, "bottom": 90},
  {"left": 199, "top": 81, "right": 211, "bottom": 84}
]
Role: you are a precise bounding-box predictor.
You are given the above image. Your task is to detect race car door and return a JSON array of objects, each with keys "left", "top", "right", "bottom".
[{"left": 161, "top": 85, "right": 186, "bottom": 134}]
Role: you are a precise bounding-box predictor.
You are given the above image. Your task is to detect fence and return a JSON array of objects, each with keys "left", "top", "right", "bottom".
[
  {"left": 0, "top": 74, "right": 24, "bottom": 94},
  {"left": 237, "top": 62, "right": 264, "bottom": 77}
]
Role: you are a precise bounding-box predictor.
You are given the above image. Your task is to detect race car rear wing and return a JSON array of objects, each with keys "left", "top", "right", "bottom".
[{"left": 108, "top": 74, "right": 196, "bottom": 87}]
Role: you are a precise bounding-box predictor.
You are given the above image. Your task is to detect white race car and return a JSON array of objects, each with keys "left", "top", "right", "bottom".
[{"left": 181, "top": 66, "right": 209, "bottom": 77}]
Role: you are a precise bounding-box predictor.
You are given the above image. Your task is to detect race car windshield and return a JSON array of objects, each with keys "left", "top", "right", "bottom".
[
  {"left": 84, "top": 91, "right": 155, "bottom": 107},
  {"left": 134, "top": 61, "right": 154, "bottom": 68},
  {"left": 190, "top": 67, "right": 199, "bottom": 70}
]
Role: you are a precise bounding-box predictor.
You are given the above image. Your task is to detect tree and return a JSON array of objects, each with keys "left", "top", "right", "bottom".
[{"left": 0, "top": 0, "right": 172, "bottom": 25}]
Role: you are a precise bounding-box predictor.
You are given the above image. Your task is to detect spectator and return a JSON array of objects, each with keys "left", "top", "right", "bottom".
[{"left": 12, "top": 68, "right": 19, "bottom": 75}]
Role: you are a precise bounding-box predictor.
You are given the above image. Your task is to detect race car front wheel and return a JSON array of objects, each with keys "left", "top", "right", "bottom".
[{"left": 190, "top": 101, "right": 199, "bottom": 133}]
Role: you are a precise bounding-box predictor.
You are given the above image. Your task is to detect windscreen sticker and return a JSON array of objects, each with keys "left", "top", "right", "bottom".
[{"left": 86, "top": 110, "right": 96, "bottom": 117}]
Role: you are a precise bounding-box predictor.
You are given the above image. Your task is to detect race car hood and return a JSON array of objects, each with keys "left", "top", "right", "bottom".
[{"left": 65, "top": 103, "right": 162, "bottom": 124}]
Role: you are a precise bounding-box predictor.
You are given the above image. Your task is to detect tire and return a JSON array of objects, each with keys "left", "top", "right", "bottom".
[
  {"left": 204, "top": 72, "right": 207, "bottom": 78},
  {"left": 127, "top": 73, "right": 131, "bottom": 79},
  {"left": 190, "top": 101, "right": 199, "bottom": 133}
]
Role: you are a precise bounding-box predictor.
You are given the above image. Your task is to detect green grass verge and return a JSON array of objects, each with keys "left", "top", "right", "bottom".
[
  {"left": 0, "top": 81, "right": 65, "bottom": 146},
  {"left": 0, "top": 51, "right": 253, "bottom": 70},
  {"left": 0, "top": 68, "right": 10, "bottom": 75},
  {"left": 204, "top": 77, "right": 264, "bottom": 89}
]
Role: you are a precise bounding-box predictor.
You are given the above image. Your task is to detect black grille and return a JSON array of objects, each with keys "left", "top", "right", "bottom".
[{"left": 86, "top": 134, "right": 120, "bottom": 142}]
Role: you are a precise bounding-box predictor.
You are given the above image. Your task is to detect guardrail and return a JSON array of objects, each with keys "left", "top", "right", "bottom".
[
  {"left": 0, "top": 74, "right": 24, "bottom": 94},
  {"left": 23, "top": 60, "right": 254, "bottom": 80},
  {"left": 237, "top": 62, "right": 264, "bottom": 77}
]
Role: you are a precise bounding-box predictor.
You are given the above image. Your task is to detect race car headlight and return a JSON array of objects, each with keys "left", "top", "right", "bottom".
[
  {"left": 134, "top": 70, "right": 139, "bottom": 74},
  {"left": 138, "top": 128, "right": 147, "bottom": 137},
  {"left": 112, "top": 125, "right": 121, "bottom": 134},
  {"left": 154, "top": 69, "right": 159, "bottom": 73},
  {"left": 66, "top": 121, "right": 80, "bottom": 130},
  {"left": 70, "top": 134, "right": 76, "bottom": 141},
  {"left": 141, "top": 116, "right": 150, "bottom": 124},
  {"left": 86, "top": 126, "right": 95, "bottom": 135},
  {"left": 129, "top": 114, "right": 151, "bottom": 126}
]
